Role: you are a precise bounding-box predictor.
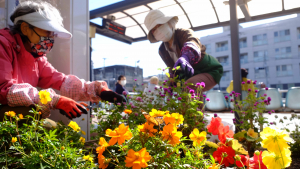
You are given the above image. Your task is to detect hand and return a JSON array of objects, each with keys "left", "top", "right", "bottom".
[
  {"left": 94, "top": 81, "right": 126, "bottom": 104},
  {"left": 99, "top": 91, "right": 126, "bottom": 103},
  {"left": 55, "top": 96, "right": 88, "bottom": 119},
  {"left": 173, "top": 55, "right": 194, "bottom": 80}
]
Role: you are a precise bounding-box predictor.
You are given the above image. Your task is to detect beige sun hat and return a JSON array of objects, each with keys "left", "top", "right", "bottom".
[{"left": 144, "top": 9, "right": 178, "bottom": 43}]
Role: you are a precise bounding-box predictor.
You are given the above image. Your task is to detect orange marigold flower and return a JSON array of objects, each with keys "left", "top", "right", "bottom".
[
  {"left": 138, "top": 122, "right": 157, "bottom": 137},
  {"left": 124, "top": 148, "right": 151, "bottom": 169},
  {"left": 208, "top": 164, "right": 219, "bottom": 169},
  {"left": 161, "top": 124, "right": 182, "bottom": 146},
  {"left": 39, "top": 112, "right": 42, "bottom": 115},
  {"left": 18, "top": 114, "right": 24, "bottom": 119},
  {"left": 163, "top": 113, "right": 184, "bottom": 126},
  {"left": 207, "top": 117, "right": 223, "bottom": 135},
  {"left": 98, "top": 154, "right": 111, "bottom": 169},
  {"left": 96, "top": 137, "right": 110, "bottom": 155},
  {"left": 163, "top": 114, "right": 175, "bottom": 125},
  {"left": 124, "top": 109, "right": 132, "bottom": 114},
  {"left": 106, "top": 123, "right": 132, "bottom": 145},
  {"left": 5, "top": 111, "right": 16, "bottom": 117}
]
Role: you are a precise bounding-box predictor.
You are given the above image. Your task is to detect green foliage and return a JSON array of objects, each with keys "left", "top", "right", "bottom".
[{"left": 0, "top": 108, "right": 96, "bottom": 169}]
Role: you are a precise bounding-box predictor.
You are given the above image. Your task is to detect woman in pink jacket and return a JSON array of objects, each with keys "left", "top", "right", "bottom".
[{"left": 0, "top": 1, "right": 124, "bottom": 120}]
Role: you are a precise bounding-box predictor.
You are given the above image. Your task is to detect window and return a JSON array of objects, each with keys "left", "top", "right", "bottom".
[
  {"left": 240, "top": 53, "right": 248, "bottom": 64},
  {"left": 297, "top": 27, "right": 300, "bottom": 39},
  {"left": 276, "top": 64, "right": 293, "bottom": 76},
  {"left": 255, "top": 67, "right": 269, "bottom": 79},
  {"left": 216, "top": 41, "right": 228, "bottom": 52},
  {"left": 253, "top": 34, "right": 267, "bottom": 46},
  {"left": 275, "top": 47, "right": 292, "bottom": 59},
  {"left": 253, "top": 50, "right": 268, "bottom": 62},
  {"left": 221, "top": 71, "right": 230, "bottom": 81},
  {"left": 274, "top": 29, "right": 290, "bottom": 43},
  {"left": 298, "top": 45, "right": 300, "bottom": 57},
  {"left": 205, "top": 44, "right": 211, "bottom": 54},
  {"left": 217, "top": 56, "right": 229, "bottom": 66},
  {"left": 126, "top": 83, "right": 134, "bottom": 87},
  {"left": 239, "top": 38, "right": 247, "bottom": 48}
]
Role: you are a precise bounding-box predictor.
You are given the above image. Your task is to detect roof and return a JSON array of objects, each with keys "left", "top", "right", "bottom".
[{"left": 90, "top": 0, "right": 300, "bottom": 44}]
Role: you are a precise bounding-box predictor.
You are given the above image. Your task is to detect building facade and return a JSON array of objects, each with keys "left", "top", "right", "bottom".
[
  {"left": 94, "top": 65, "right": 143, "bottom": 92},
  {"left": 200, "top": 14, "right": 300, "bottom": 95}
]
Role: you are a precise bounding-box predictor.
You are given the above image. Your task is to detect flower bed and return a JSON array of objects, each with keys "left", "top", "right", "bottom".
[{"left": 1, "top": 68, "right": 298, "bottom": 168}]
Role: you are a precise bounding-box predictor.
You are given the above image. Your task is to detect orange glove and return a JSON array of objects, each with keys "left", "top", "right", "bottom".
[{"left": 55, "top": 96, "right": 88, "bottom": 119}]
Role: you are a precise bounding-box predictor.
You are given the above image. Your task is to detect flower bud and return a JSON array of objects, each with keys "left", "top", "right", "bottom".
[
  {"left": 255, "top": 150, "right": 260, "bottom": 156},
  {"left": 234, "top": 155, "right": 241, "bottom": 161}
]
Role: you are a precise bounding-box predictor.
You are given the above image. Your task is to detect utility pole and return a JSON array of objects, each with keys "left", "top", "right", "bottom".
[{"left": 263, "top": 53, "right": 269, "bottom": 87}]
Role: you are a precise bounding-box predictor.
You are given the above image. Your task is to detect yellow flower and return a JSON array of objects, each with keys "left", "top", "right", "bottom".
[
  {"left": 161, "top": 124, "right": 182, "bottom": 146},
  {"left": 81, "top": 130, "right": 86, "bottom": 135},
  {"left": 262, "top": 149, "right": 291, "bottom": 169},
  {"left": 83, "top": 155, "right": 93, "bottom": 162},
  {"left": 5, "top": 111, "right": 16, "bottom": 117},
  {"left": 18, "top": 114, "right": 24, "bottom": 119},
  {"left": 124, "top": 109, "right": 132, "bottom": 114},
  {"left": 172, "top": 113, "right": 184, "bottom": 126},
  {"left": 96, "top": 137, "right": 110, "bottom": 155},
  {"left": 260, "top": 127, "right": 293, "bottom": 154},
  {"left": 61, "top": 146, "right": 65, "bottom": 150},
  {"left": 138, "top": 122, "right": 158, "bottom": 137},
  {"left": 12, "top": 137, "right": 17, "bottom": 143},
  {"left": 189, "top": 128, "right": 207, "bottom": 147},
  {"left": 247, "top": 128, "right": 258, "bottom": 139},
  {"left": 38, "top": 90, "right": 52, "bottom": 104},
  {"left": 68, "top": 121, "right": 81, "bottom": 132},
  {"left": 124, "top": 148, "right": 151, "bottom": 169},
  {"left": 149, "top": 109, "right": 165, "bottom": 117},
  {"left": 79, "top": 137, "right": 85, "bottom": 144},
  {"left": 106, "top": 123, "right": 132, "bottom": 145}
]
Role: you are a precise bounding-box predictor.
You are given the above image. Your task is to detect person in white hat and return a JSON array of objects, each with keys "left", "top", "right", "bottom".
[
  {"left": 0, "top": 1, "right": 125, "bottom": 121},
  {"left": 144, "top": 9, "right": 223, "bottom": 95}
]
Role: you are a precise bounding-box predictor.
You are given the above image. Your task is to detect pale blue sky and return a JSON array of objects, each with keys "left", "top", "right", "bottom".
[{"left": 89, "top": 0, "right": 297, "bottom": 77}]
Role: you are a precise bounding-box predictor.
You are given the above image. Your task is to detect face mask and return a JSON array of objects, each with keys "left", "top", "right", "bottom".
[
  {"left": 153, "top": 23, "right": 173, "bottom": 42},
  {"left": 120, "top": 80, "right": 126, "bottom": 86},
  {"left": 29, "top": 28, "right": 54, "bottom": 58}
]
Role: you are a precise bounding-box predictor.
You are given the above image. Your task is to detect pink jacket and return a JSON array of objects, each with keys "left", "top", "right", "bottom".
[
  {"left": 0, "top": 28, "right": 65, "bottom": 104},
  {"left": 0, "top": 28, "right": 106, "bottom": 118}
]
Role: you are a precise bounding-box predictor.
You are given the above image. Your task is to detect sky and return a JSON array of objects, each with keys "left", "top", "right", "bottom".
[{"left": 89, "top": 0, "right": 297, "bottom": 77}]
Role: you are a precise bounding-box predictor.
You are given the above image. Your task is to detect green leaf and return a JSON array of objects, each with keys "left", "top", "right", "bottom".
[
  {"left": 176, "top": 66, "right": 181, "bottom": 70},
  {"left": 233, "top": 131, "right": 247, "bottom": 140},
  {"left": 158, "top": 68, "right": 161, "bottom": 70},
  {"left": 197, "top": 111, "right": 203, "bottom": 116},
  {"left": 244, "top": 133, "right": 257, "bottom": 142},
  {"left": 210, "top": 154, "right": 215, "bottom": 164}
]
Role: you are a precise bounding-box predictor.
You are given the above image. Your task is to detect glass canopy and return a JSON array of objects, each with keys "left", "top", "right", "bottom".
[{"left": 90, "top": 0, "right": 300, "bottom": 44}]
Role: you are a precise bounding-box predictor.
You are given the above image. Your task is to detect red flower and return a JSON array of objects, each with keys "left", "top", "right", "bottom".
[
  {"left": 218, "top": 125, "right": 234, "bottom": 143},
  {"left": 236, "top": 155, "right": 249, "bottom": 168},
  {"left": 213, "top": 146, "right": 235, "bottom": 167},
  {"left": 207, "top": 117, "right": 223, "bottom": 135},
  {"left": 249, "top": 151, "right": 267, "bottom": 169}
]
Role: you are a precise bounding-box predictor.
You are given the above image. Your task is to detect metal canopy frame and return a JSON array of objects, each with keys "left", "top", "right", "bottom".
[{"left": 90, "top": 0, "right": 300, "bottom": 44}]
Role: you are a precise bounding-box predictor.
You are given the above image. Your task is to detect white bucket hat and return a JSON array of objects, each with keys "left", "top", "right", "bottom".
[
  {"left": 14, "top": 11, "right": 72, "bottom": 39},
  {"left": 144, "top": 9, "right": 178, "bottom": 43}
]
